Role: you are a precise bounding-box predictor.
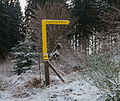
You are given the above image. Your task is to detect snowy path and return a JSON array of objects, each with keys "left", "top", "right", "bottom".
[
  {"left": 28, "top": 80, "right": 101, "bottom": 101},
  {"left": 0, "top": 72, "right": 103, "bottom": 101}
]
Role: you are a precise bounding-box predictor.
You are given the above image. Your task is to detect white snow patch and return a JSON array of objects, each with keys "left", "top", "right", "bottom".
[{"left": 0, "top": 72, "right": 103, "bottom": 101}]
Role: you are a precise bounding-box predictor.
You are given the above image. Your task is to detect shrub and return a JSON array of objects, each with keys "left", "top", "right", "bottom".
[{"left": 82, "top": 48, "right": 120, "bottom": 101}]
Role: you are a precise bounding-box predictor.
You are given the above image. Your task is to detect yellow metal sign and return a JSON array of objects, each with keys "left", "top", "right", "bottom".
[
  {"left": 42, "top": 20, "right": 70, "bottom": 61},
  {"left": 43, "top": 20, "right": 70, "bottom": 25}
]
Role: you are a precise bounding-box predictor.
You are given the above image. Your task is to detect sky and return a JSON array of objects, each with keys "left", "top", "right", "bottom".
[{"left": 19, "top": 0, "right": 26, "bottom": 14}]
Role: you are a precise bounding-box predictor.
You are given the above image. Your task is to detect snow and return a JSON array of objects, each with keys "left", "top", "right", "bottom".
[
  {"left": 0, "top": 71, "right": 103, "bottom": 101},
  {"left": 28, "top": 81, "right": 100, "bottom": 101}
]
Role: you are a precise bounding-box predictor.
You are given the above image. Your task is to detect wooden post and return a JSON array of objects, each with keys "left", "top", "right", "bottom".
[
  {"left": 48, "top": 61, "right": 65, "bottom": 83},
  {"left": 44, "top": 61, "right": 50, "bottom": 86}
]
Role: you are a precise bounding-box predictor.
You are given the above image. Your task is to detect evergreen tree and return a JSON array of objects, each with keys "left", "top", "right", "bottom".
[
  {"left": 70, "top": 0, "right": 102, "bottom": 36},
  {"left": 0, "top": 0, "right": 23, "bottom": 60},
  {"left": 69, "top": 0, "right": 120, "bottom": 35},
  {"left": 8, "top": 0, "right": 23, "bottom": 47},
  {"left": 11, "top": 39, "right": 37, "bottom": 75},
  {"left": 0, "top": 0, "right": 10, "bottom": 59}
]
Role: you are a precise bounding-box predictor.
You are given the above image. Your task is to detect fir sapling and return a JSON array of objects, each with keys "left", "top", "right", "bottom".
[{"left": 11, "top": 41, "right": 38, "bottom": 75}]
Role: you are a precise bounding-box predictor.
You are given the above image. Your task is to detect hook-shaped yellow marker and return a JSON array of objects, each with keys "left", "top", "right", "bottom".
[{"left": 42, "top": 20, "right": 70, "bottom": 61}]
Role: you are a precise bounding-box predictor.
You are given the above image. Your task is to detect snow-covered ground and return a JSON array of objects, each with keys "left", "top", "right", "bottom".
[
  {"left": 27, "top": 73, "right": 103, "bottom": 101},
  {"left": 0, "top": 70, "right": 104, "bottom": 101}
]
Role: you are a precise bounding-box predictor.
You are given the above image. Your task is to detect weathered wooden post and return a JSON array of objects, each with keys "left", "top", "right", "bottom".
[
  {"left": 42, "top": 20, "right": 50, "bottom": 86},
  {"left": 42, "top": 20, "right": 70, "bottom": 86},
  {"left": 44, "top": 61, "right": 50, "bottom": 85}
]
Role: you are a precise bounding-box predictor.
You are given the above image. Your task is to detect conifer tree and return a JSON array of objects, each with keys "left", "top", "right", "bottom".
[
  {"left": 11, "top": 38, "right": 38, "bottom": 75},
  {"left": 0, "top": 0, "right": 10, "bottom": 59},
  {"left": 70, "top": 0, "right": 101, "bottom": 35},
  {"left": 0, "top": 0, "right": 23, "bottom": 60}
]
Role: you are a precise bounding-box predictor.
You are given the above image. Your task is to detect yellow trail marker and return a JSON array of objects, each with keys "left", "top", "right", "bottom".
[{"left": 42, "top": 20, "right": 70, "bottom": 61}]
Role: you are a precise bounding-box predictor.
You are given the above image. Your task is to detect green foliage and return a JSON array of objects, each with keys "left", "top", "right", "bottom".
[
  {"left": 68, "top": 0, "right": 120, "bottom": 38},
  {"left": 0, "top": 0, "right": 23, "bottom": 60},
  {"left": 70, "top": 0, "right": 102, "bottom": 35},
  {"left": 11, "top": 41, "right": 38, "bottom": 75},
  {"left": 82, "top": 48, "right": 120, "bottom": 101}
]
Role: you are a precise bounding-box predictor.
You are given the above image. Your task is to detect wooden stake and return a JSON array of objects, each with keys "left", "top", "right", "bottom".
[
  {"left": 48, "top": 61, "right": 65, "bottom": 83},
  {"left": 56, "top": 68, "right": 66, "bottom": 76},
  {"left": 44, "top": 61, "right": 50, "bottom": 86}
]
